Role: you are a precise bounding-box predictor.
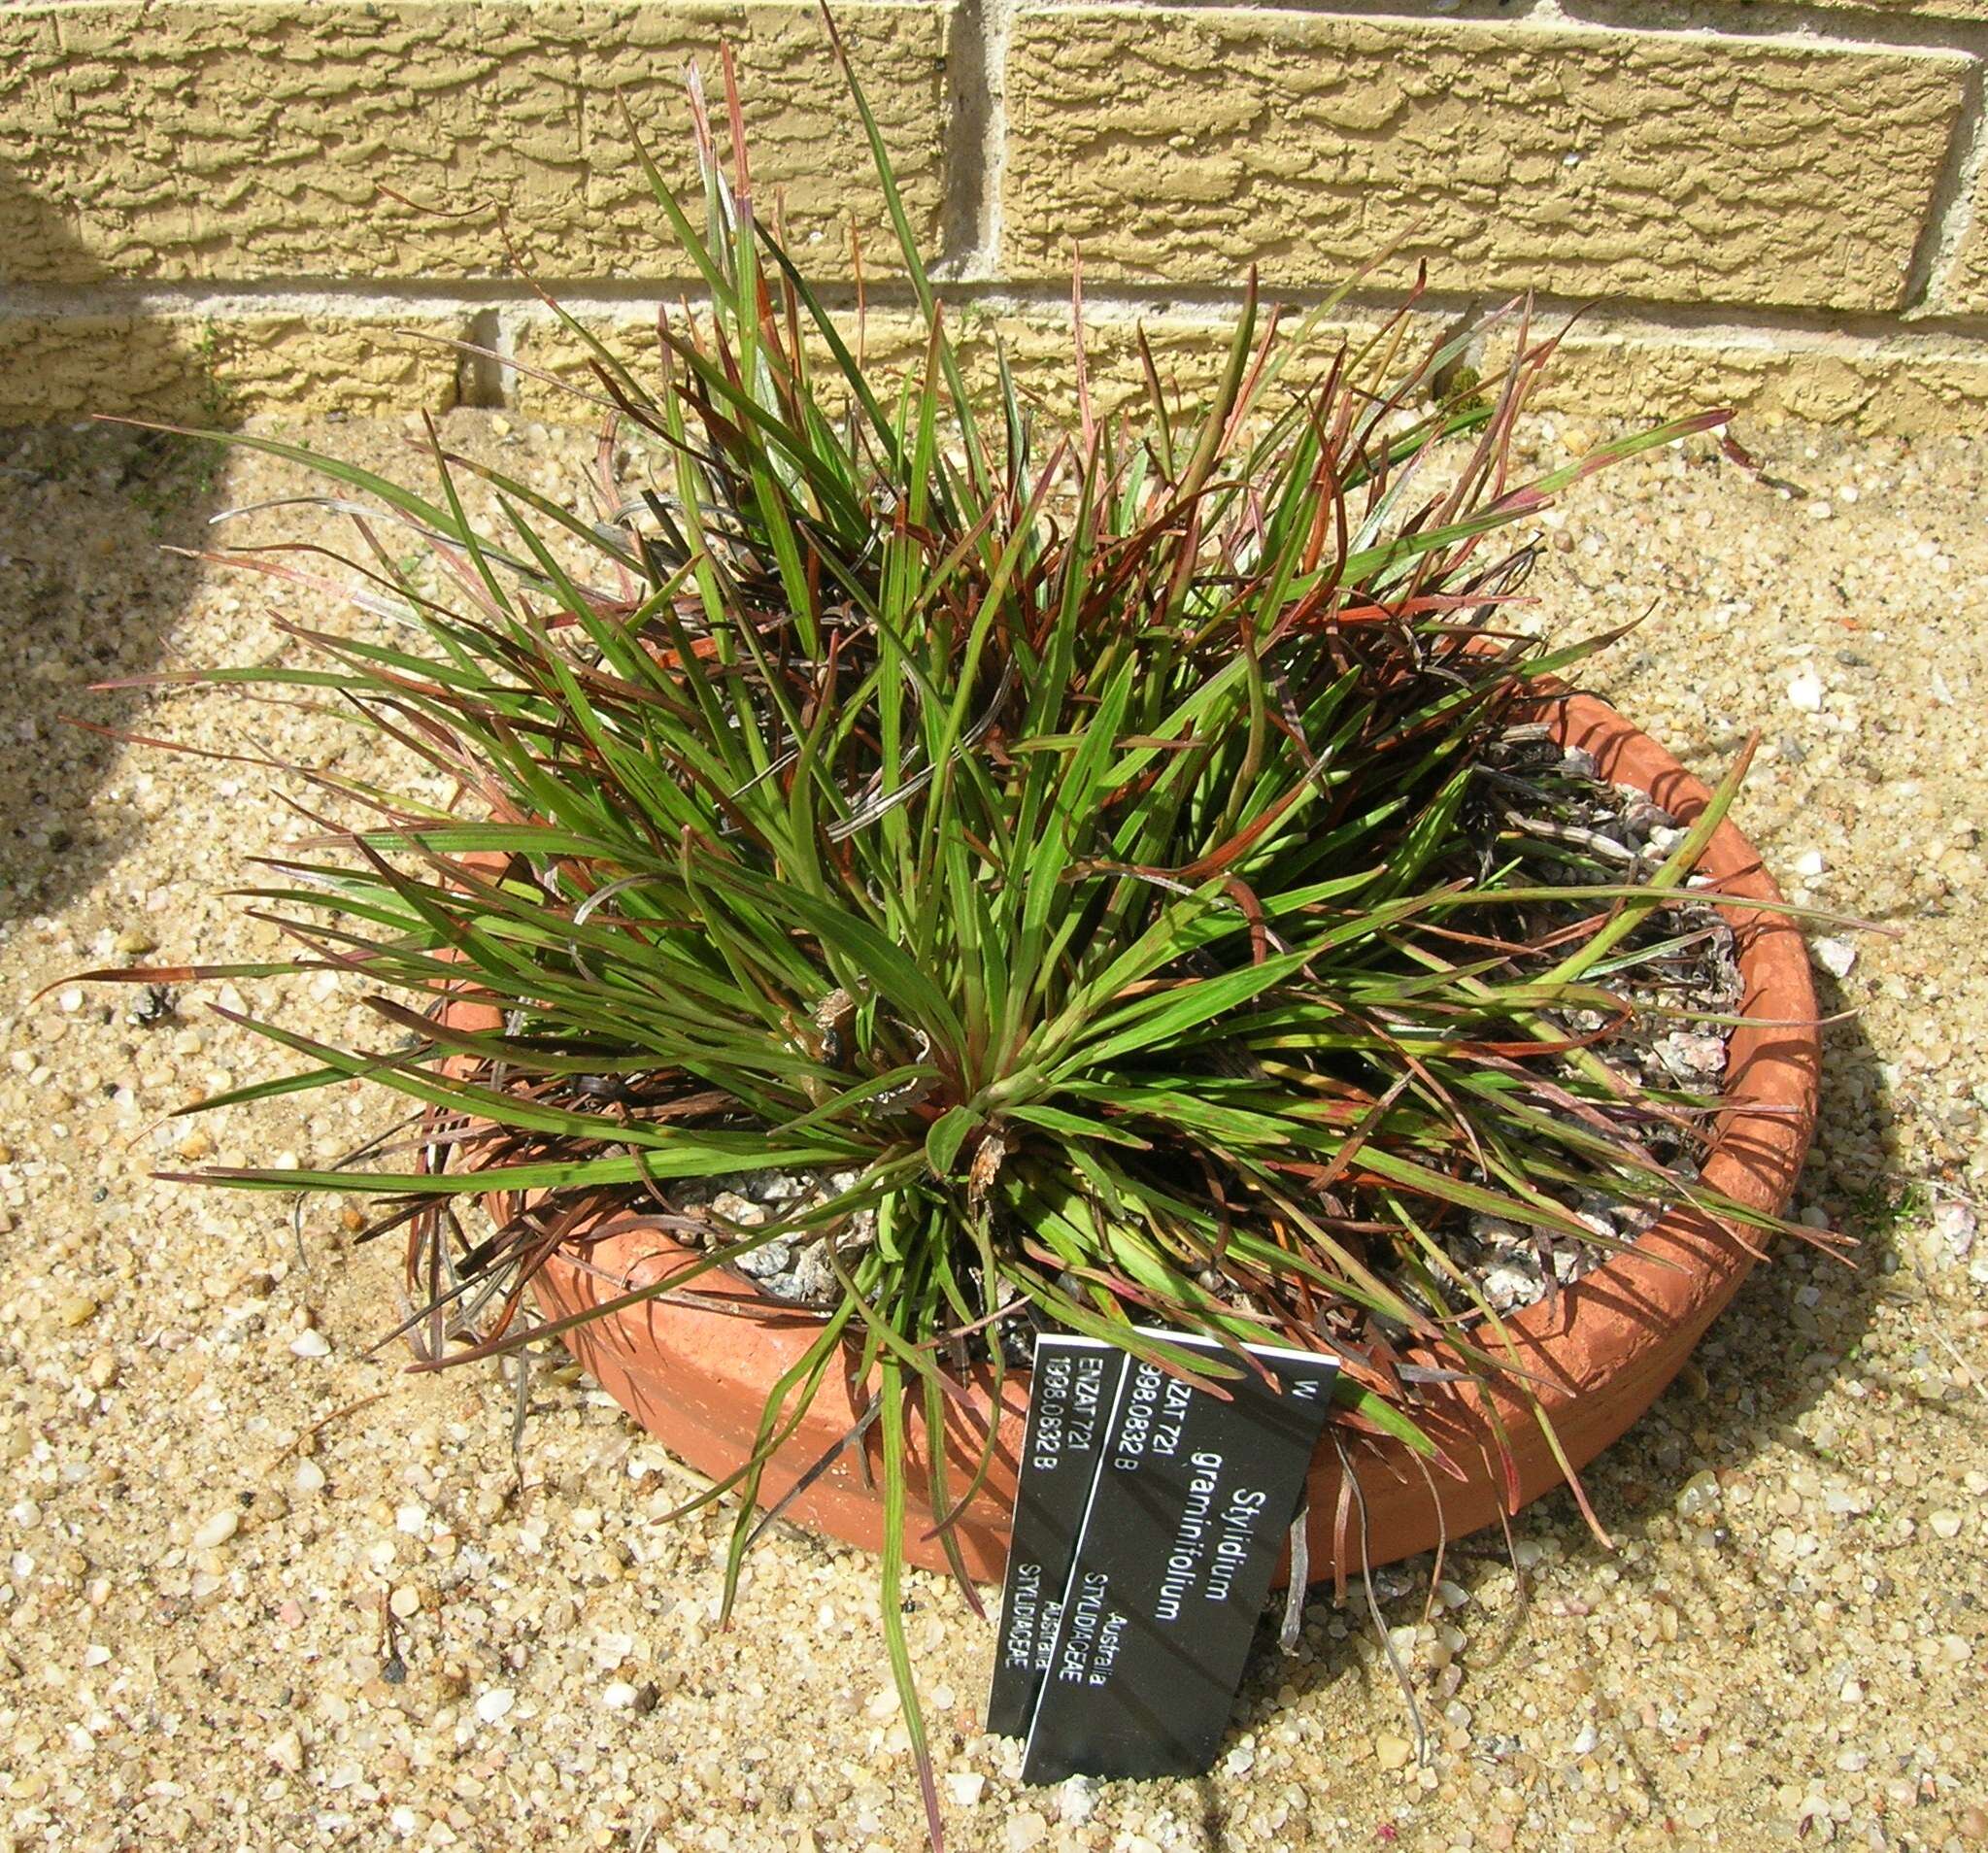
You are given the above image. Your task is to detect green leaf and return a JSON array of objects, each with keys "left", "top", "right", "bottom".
[{"left": 924, "top": 1105, "right": 979, "bottom": 1178}]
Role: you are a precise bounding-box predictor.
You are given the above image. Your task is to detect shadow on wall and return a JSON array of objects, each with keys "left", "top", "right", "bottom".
[{"left": 0, "top": 163, "right": 233, "bottom": 923}]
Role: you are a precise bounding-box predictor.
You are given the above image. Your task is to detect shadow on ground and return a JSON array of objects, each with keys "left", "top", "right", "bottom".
[{"left": 0, "top": 165, "right": 231, "bottom": 921}]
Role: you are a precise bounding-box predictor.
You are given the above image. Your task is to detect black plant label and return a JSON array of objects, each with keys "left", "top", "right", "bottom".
[
  {"left": 984, "top": 1334, "right": 1127, "bottom": 1738},
  {"left": 1005, "top": 1331, "right": 1336, "bottom": 1785}
]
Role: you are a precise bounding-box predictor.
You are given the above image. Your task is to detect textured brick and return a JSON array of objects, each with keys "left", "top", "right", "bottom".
[
  {"left": 0, "top": 296, "right": 933, "bottom": 421},
  {"left": 9, "top": 295, "right": 1988, "bottom": 434},
  {"left": 935, "top": 307, "right": 1988, "bottom": 439},
  {"left": 504, "top": 299, "right": 933, "bottom": 417},
  {"left": 507, "top": 296, "right": 1416, "bottom": 424},
  {"left": 1486, "top": 321, "right": 1988, "bottom": 438},
  {"left": 0, "top": 1, "right": 949, "bottom": 285},
  {"left": 1936, "top": 166, "right": 1988, "bottom": 315},
  {"left": 1001, "top": 7, "right": 1965, "bottom": 314},
  {"left": 0, "top": 308, "right": 462, "bottom": 421}
]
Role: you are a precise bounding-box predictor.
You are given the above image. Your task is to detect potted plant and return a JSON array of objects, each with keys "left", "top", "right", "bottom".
[{"left": 88, "top": 22, "right": 1832, "bottom": 1837}]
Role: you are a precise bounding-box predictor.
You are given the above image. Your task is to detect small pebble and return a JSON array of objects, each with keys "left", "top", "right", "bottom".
[
  {"left": 288, "top": 1330, "right": 331, "bottom": 1359},
  {"left": 709, "top": 1190, "right": 767, "bottom": 1229},
  {"left": 1786, "top": 670, "right": 1825, "bottom": 713},
  {"left": 945, "top": 1771, "right": 987, "bottom": 1806},
  {"left": 1675, "top": 1470, "right": 1722, "bottom": 1521},
  {"left": 475, "top": 1688, "right": 515, "bottom": 1724},
  {"left": 1005, "top": 1808, "right": 1049, "bottom": 1851},
  {"left": 191, "top": 1509, "right": 239, "bottom": 1550},
  {"left": 1810, "top": 936, "right": 1857, "bottom": 978},
  {"left": 1479, "top": 1258, "right": 1544, "bottom": 1312},
  {"left": 1793, "top": 849, "right": 1827, "bottom": 879},
  {"left": 388, "top": 1585, "right": 421, "bottom": 1619},
  {"left": 1057, "top": 1775, "right": 1098, "bottom": 1825},
  {"left": 1936, "top": 1202, "right": 1977, "bottom": 1261},
  {"left": 57, "top": 1295, "right": 99, "bottom": 1329},
  {"left": 1931, "top": 1510, "right": 1965, "bottom": 1539},
  {"left": 1375, "top": 1732, "right": 1414, "bottom": 1770},
  {"left": 735, "top": 1237, "right": 792, "bottom": 1280},
  {"left": 602, "top": 1681, "right": 639, "bottom": 1709},
  {"left": 293, "top": 1459, "right": 326, "bottom": 1495}
]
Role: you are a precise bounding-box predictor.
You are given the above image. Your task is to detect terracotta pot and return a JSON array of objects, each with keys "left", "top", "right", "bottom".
[{"left": 465, "top": 689, "right": 1818, "bottom": 1583}]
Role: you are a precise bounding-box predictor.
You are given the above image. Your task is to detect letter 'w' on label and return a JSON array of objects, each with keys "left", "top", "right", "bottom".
[
  {"left": 985, "top": 1336, "right": 1129, "bottom": 1737},
  {"left": 1018, "top": 1332, "right": 1336, "bottom": 1784}
]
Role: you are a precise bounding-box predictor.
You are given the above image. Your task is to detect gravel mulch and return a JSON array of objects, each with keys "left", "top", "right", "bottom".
[{"left": 1, "top": 412, "right": 1983, "bottom": 1853}]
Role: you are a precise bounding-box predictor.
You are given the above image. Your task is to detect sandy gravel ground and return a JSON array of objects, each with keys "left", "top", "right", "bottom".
[{"left": 1, "top": 410, "right": 1983, "bottom": 1853}]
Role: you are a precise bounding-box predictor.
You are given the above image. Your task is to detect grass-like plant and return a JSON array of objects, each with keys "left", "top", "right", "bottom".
[{"left": 87, "top": 17, "right": 1831, "bottom": 1836}]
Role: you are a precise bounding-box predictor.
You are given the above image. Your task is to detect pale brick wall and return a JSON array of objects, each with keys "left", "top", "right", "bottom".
[{"left": 4, "top": 0, "right": 1988, "bottom": 430}]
